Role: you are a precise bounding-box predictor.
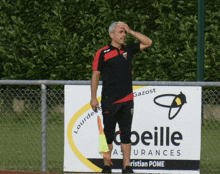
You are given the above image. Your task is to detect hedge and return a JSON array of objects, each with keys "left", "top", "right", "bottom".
[{"left": 0, "top": 0, "right": 219, "bottom": 81}]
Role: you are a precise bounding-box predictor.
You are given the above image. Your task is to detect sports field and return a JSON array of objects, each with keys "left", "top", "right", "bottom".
[
  {"left": 0, "top": 122, "right": 64, "bottom": 173},
  {"left": 0, "top": 118, "right": 220, "bottom": 174},
  {"left": 200, "top": 120, "right": 220, "bottom": 173}
]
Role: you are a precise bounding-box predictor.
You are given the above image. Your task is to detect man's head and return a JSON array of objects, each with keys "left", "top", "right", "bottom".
[
  {"left": 109, "top": 21, "right": 126, "bottom": 47},
  {"left": 108, "top": 22, "right": 119, "bottom": 34}
]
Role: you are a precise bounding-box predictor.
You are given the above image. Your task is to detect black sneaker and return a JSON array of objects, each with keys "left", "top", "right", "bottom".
[
  {"left": 101, "top": 165, "right": 112, "bottom": 173},
  {"left": 122, "top": 166, "right": 134, "bottom": 173}
]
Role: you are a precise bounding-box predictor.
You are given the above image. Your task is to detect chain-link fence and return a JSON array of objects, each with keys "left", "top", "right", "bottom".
[
  {"left": 201, "top": 87, "right": 220, "bottom": 174},
  {"left": 0, "top": 80, "right": 220, "bottom": 174},
  {"left": 0, "top": 86, "right": 64, "bottom": 172}
]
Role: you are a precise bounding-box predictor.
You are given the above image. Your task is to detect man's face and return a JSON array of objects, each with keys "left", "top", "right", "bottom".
[{"left": 110, "top": 25, "right": 127, "bottom": 45}]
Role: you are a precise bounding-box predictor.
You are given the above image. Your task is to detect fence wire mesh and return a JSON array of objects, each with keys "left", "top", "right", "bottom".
[
  {"left": 0, "top": 87, "right": 64, "bottom": 172},
  {"left": 201, "top": 87, "right": 220, "bottom": 174},
  {"left": 0, "top": 85, "right": 219, "bottom": 174}
]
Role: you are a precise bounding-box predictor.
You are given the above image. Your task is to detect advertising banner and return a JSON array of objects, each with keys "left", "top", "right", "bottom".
[{"left": 64, "top": 85, "right": 201, "bottom": 174}]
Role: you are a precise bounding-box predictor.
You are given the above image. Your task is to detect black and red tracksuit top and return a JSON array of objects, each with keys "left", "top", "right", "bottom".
[{"left": 92, "top": 43, "right": 140, "bottom": 105}]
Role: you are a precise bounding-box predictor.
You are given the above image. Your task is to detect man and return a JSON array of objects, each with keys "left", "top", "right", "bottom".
[{"left": 90, "top": 21, "right": 152, "bottom": 173}]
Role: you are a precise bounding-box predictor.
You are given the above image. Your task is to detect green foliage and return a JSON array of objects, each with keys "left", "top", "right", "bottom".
[
  {"left": 204, "top": 1, "right": 220, "bottom": 81},
  {"left": 0, "top": 0, "right": 219, "bottom": 81},
  {"left": 133, "top": 0, "right": 198, "bottom": 81}
]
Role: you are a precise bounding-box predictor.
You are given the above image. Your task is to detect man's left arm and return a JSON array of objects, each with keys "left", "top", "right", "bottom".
[{"left": 118, "top": 22, "right": 152, "bottom": 51}]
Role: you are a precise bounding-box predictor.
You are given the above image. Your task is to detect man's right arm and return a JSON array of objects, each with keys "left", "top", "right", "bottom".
[{"left": 90, "top": 70, "right": 101, "bottom": 111}]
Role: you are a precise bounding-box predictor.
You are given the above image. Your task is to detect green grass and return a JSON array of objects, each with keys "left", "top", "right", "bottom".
[
  {"left": 0, "top": 122, "right": 64, "bottom": 172},
  {"left": 0, "top": 119, "right": 220, "bottom": 173},
  {"left": 200, "top": 120, "right": 220, "bottom": 174}
]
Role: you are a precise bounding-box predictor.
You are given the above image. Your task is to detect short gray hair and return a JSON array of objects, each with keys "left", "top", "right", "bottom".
[{"left": 108, "top": 21, "right": 120, "bottom": 34}]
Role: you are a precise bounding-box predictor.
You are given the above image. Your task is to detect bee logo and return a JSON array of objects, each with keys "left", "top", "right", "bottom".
[{"left": 154, "top": 92, "right": 187, "bottom": 120}]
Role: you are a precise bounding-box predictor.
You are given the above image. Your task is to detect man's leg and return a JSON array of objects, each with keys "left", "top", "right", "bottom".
[
  {"left": 121, "top": 143, "right": 131, "bottom": 167},
  {"left": 101, "top": 144, "right": 113, "bottom": 173},
  {"left": 121, "top": 143, "right": 134, "bottom": 173},
  {"left": 103, "top": 144, "right": 113, "bottom": 166},
  {"left": 119, "top": 101, "right": 134, "bottom": 173}
]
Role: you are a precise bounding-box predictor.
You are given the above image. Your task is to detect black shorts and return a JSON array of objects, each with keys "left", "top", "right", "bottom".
[{"left": 101, "top": 100, "right": 134, "bottom": 144}]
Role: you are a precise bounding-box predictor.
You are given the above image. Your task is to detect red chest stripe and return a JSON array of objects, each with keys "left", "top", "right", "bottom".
[
  {"left": 104, "top": 50, "right": 118, "bottom": 61},
  {"left": 119, "top": 50, "right": 125, "bottom": 54}
]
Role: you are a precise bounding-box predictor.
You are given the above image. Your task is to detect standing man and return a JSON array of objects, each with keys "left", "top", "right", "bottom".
[{"left": 90, "top": 21, "right": 152, "bottom": 173}]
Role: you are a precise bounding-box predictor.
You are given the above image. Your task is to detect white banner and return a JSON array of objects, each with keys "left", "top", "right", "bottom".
[{"left": 64, "top": 85, "right": 201, "bottom": 174}]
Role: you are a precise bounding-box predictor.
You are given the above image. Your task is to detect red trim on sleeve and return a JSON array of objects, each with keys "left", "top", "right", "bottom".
[
  {"left": 92, "top": 46, "right": 109, "bottom": 70},
  {"left": 113, "top": 93, "right": 134, "bottom": 104}
]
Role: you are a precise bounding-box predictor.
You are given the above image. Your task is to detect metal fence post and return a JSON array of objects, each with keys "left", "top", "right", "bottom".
[
  {"left": 197, "top": 0, "right": 205, "bottom": 81},
  {"left": 41, "top": 84, "right": 47, "bottom": 172}
]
